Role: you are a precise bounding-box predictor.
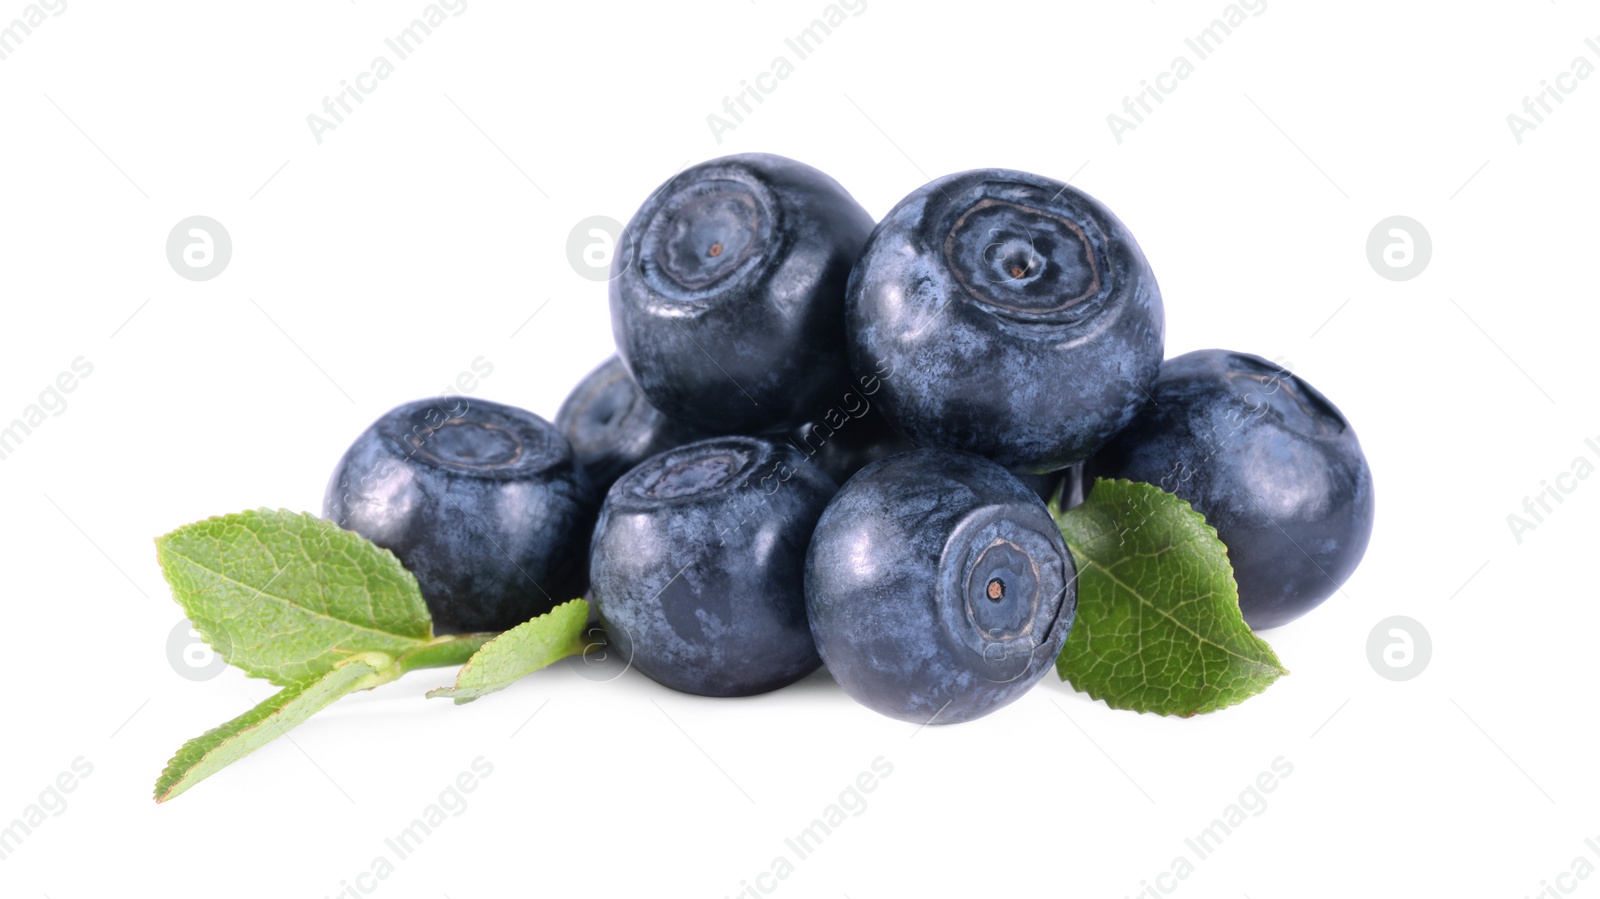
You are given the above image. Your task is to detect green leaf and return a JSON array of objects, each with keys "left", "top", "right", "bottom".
[
  {"left": 154, "top": 653, "right": 391, "bottom": 803},
  {"left": 156, "top": 509, "right": 433, "bottom": 686},
  {"left": 153, "top": 633, "right": 489, "bottom": 803},
  {"left": 427, "top": 599, "right": 589, "bottom": 704},
  {"left": 1054, "top": 479, "right": 1287, "bottom": 716}
]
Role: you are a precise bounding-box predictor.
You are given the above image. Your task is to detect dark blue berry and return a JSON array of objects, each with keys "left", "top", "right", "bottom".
[
  {"left": 611, "top": 153, "right": 875, "bottom": 435},
  {"left": 1085, "top": 350, "right": 1375, "bottom": 630},
  {"left": 847, "top": 169, "right": 1164, "bottom": 472},
  {"left": 590, "top": 436, "right": 836, "bottom": 696},
  {"left": 805, "top": 448, "right": 1076, "bottom": 723},
  {"left": 324, "top": 397, "right": 597, "bottom": 634},
  {"left": 555, "top": 355, "right": 709, "bottom": 494}
]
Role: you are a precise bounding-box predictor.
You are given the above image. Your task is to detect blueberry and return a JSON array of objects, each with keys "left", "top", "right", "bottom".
[
  {"left": 324, "top": 397, "right": 598, "bottom": 634},
  {"left": 1084, "top": 350, "right": 1375, "bottom": 630},
  {"left": 555, "top": 355, "right": 709, "bottom": 494},
  {"left": 610, "top": 153, "right": 876, "bottom": 435},
  {"left": 846, "top": 169, "right": 1164, "bottom": 472},
  {"left": 805, "top": 448, "right": 1077, "bottom": 724},
  {"left": 589, "top": 436, "right": 835, "bottom": 697},
  {"left": 787, "top": 406, "right": 915, "bottom": 485}
]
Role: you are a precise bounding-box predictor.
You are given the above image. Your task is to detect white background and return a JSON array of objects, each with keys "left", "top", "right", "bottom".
[{"left": 2, "top": 1, "right": 1596, "bottom": 897}]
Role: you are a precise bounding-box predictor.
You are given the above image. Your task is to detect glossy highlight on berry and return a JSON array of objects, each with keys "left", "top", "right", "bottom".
[
  {"left": 611, "top": 153, "right": 876, "bottom": 435},
  {"left": 847, "top": 168, "right": 1165, "bottom": 473},
  {"left": 555, "top": 355, "right": 709, "bottom": 494},
  {"left": 324, "top": 397, "right": 599, "bottom": 634},
  {"left": 589, "top": 436, "right": 836, "bottom": 697},
  {"left": 1086, "top": 350, "right": 1375, "bottom": 630},
  {"left": 805, "top": 448, "right": 1077, "bottom": 724}
]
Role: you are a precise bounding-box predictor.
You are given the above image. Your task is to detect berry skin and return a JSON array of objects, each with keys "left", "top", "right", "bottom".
[
  {"left": 555, "top": 355, "right": 709, "bottom": 494},
  {"left": 1085, "top": 350, "right": 1375, "bottom": 630},
  {"left": 610, "top": 153, "right": 875, "bottom": 435},
  {"left": 787, "top": 406, "right": 915, "bottom": 486},
  {"left": 805, "top": 448, "right": 1077, "bottom": 724},
  {"left": 589, "top": 436, "right": 836, "bottom": 697},
  {"left": 846, "top": 168, "right": 1164, "bottom": 473},
  {"left": 324, "top": 397, "right": 598, "bottom": 634}
]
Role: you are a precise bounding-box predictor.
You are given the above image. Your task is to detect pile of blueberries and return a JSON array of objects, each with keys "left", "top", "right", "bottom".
[{"left": 325, "top": 154, "right": 1373, "bottom": 725}]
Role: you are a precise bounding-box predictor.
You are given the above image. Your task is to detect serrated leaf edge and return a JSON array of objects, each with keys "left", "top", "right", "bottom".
[
  {"left": 152, "top": 653, "right": 393, "bottom": 803},
  {"left": 154, "top": 508, "right": 433, "bottom": 686},
  {"left": 425, "top": 599, "right": 589, "bottom": 704},
  {"left": 1056, "top": 478, "right": 1288, "bottom": 717}
]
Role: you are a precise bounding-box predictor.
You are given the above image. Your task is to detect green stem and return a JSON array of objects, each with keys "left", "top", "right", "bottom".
[
  {"left": 154, "top": 633, "right": 503, "bottom": 803},
  {"left": 350, "top": 633, "right": 498, "bottom": 691},
  {"left": 395, "top": 632, "right": 497, "bottom": 674}
]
